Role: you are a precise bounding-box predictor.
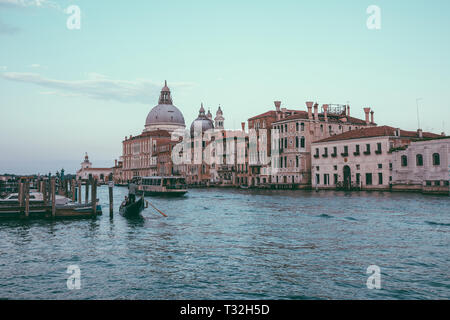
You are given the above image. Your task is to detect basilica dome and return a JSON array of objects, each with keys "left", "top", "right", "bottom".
[
  {"left": 190, "top": 103, "right": 214, "bottom": 136},
  {"left": 144, "top": 81, "right": 185, "bottom": 132}
]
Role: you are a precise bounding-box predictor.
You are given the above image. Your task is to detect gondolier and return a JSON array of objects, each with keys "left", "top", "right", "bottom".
[{"left": 128, "top": 180, "right": 137, "bottom": 203}]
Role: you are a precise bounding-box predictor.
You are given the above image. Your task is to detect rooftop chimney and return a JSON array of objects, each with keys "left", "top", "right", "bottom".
[
  {"left": 314, "top": 103, "right": 319, "bottom": 121},
  {"left": 370, "top": 110, "right": 374, "bottom": 124},
  {"left": 323, "top": 104, "right": 329, "bottom": 122},
  {"left": 306, "top": 101, "right": 313, "bottom": 120},
  {"left": 241, "top": 122, "right": 246, "bottom": 132},
  {"left": 417, "top": 129, "right": 423, "bottom": 138},
  {"left": 363, "top": 108, "right": 371, "bottom": 125},
  {"left": 274, "top": 101, "right": 281, "bottom": 112}
]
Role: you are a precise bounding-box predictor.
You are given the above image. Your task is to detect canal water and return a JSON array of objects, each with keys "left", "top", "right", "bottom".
[{"left": 0, "top": 186, "right": 449, "bottom": 299}]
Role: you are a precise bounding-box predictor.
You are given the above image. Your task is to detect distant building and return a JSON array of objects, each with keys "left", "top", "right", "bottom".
[
  {"left": 76, "top": 153, "right": 113, "bottom": 183},
  {"left": 311, "top": 126, "right": 441, "bottom": 190},
  {"left": 391, "top": 136, "right": 449, "bottom": 194}
]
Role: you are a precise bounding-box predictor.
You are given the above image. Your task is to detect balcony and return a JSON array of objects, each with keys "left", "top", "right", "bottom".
[
  {"left": 375, "top": 150, "right": 382, "bottom": 155},
  {"left": 353, "top": 152, "right": 360, "bottom": 156},
  {"left": 341, "top": 152, "right": 349, "bottom": 157},
  {"left": 363, "top": 151, "right": 371, "bottom": 155},
  {"left": 322, "top": 153, "right": 328, "bottom": 158},
  {"left": 313, "top": 154, "right": 320, "bottom": 159},
  {"left": 331, "top": 153, "right": 337, "bottom": 158}
]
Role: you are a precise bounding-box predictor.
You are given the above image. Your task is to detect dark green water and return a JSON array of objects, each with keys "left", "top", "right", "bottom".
[{"left": 0, "top": 186, "right": 449, "bottom": 299}]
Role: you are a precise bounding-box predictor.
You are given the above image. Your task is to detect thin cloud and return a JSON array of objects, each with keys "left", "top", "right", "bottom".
[
  {"left": 1, "top": 72, "right": 195, "bottom": 104},
  {"left": 0, "top": 19, "right": 20, "bottom": 35},
  {"left": 0, "top": 0, "right": 59, "bottom": 9}
]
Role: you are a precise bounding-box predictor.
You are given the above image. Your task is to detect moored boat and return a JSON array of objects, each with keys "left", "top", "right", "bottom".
[
  {"left": 119, "top": 196, "right": 145, "bottom": 217},
  {"left": 137, "top": 176, "right": 187, "bottom": 197}
]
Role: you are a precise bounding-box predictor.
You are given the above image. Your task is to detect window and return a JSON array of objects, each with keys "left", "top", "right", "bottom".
[
  {"left": 332, "top": 146, "right": 337, "bottom": 157},
  {"left": 401, "top": 155, "right": 408, "bottom": 167},
  {"left": 366, "top": 173, "right": 373, "bottom": 185},
  {"left": 301, "top": 123, "right": 305, "bottom": 131},
  {"left": 314, "top": 148, "right": 320, "bottom": 158},
  {"left": 364, "top": 144, "right": 371, "bottom": 155},
  {"left": 378, "top": 164, "right": 382, "bottom": 169},
  {"left": 376, "top": 143, "right": 382, "bottom": 154},
  {"left": 322, "top": 147, "right": 328, "bottom": 157},
  {"left": 356, "top": 164, "right": 360, "bottom": 170},
  {"left": 434, "top": 181, "right": 440, "bottom": 186},
  {"left": 354, "top": 144, "right": 360, "bottom": 155},
  {"left": 296, "top": 123, "right": 299, "bottom": 131},
  {"left": 432, "top": 153, "right": 440, "bottom": 166},
  {"left": 334, "top": 174, "right": 338, "bottom": 185},
  {"left": 300, "top": 137, "right": 305, "bottom": 148},
  {"left": 334, "top": 165, "right": 338, "bottom": 170},
  {"left": 416, "top": 154, "right": 423, "bottom": 166},
  {"left": 356, "top": 173, "right": 361, "bottom": 185},
  {"left": 324, "top": 174, "right": 330, "bottom": 185},
  {"left": 378, "top": 173, "right": 383, "bottom": 185},
  {"left": 316, "top": 174, "right": 320, "bottom": 185},
  {"left": 295, "top": 137, "right": 299, "bottom": 148},
  {"left": 320, "top": 124, "right": 324, "bottom": 133},
  {"left": 296, "top": 156, "right": 299, "bottom": 167}
]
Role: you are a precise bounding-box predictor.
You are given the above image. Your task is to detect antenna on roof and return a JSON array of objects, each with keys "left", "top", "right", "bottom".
[{"left": 416, "top": 98, "right": 423, "bottom": 130}]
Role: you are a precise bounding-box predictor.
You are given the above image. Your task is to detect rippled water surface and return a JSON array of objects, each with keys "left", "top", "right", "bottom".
[{"left": 0, "top": 187, "right": 449, "bottom": 299}]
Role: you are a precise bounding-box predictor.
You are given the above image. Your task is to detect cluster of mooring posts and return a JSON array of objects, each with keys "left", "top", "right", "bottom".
[{"left": 0, "top": 176, "right": 103, "bottom": 219}]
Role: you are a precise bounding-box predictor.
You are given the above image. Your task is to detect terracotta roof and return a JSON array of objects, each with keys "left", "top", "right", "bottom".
[
  {"left": 124, "top": 129, "right": 171, "bottom": 142},
  {"left": 314, "top": 125, "right": 441, "bottom": 143},
  {"left": 274, "top": 112, "right": 368, "bottom": 125},
  {"left": 248, "top": 109, "right": 301, "bottom": 121}
]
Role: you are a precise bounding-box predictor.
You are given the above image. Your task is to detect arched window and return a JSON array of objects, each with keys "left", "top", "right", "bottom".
[
  {"left": 300, "top": 136, "right": 305, "bottom": 148},
  {"left": 301, "top": 123, "right": 305, "bottom": 131},
  {"left": 416, "top": 154, "right": 423, "bottom": 166},
  {"left": 432, "top": 153, "right": 440, "bottom": 166},
  {"left": 295, "top": 136, "right": 299, "bottom": 148},
  {"left": 401, "top": 155, "right": 408, "bottom": 167}
]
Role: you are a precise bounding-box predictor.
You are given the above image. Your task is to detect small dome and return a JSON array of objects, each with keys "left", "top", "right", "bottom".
[{"left": 190, "top": 103, "right": 214, "bottom": 136}]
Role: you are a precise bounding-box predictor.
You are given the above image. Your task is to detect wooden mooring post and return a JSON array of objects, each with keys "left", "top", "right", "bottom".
[
  {"left": 78, "top": 181, "right": 82, "bottom": 204},
  {"left": 71, "top": 179, "right": 76, "bottom": 202},
  {"left": 91, "top": 178, "right": 97, "bottom": 216},
  {"left": 18, "top": 180, "right": 24, "bottom": 208},
  {"left": 108, "top": 181, "right": 113, "bottom": 216},
  {"left": 25, "top": 179, "right": 30, "bottom": 218},
  {"left": 85, "top": 180, "right": 90, "bottom": 204},
  {"left": 51, "top": 178, "right": 56, "bottom": 218}
]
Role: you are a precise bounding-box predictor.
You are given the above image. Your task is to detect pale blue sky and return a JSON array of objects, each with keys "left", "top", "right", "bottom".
[{"left": 1, "top": 0, "right": 449, "bottom": 174}]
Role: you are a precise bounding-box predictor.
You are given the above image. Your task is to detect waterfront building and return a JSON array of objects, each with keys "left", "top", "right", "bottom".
[
  {"left": 247, "top": 101, "right": 303, "bottom": 187},
  {"left": 391, "top": 136, "right": 449, "bottom": 194},
  {"left": 76, "top": 153, "right": 113, "bottom": 183},
  {"left": 182, "top": 104, "right": 216, "bottom": 186},
  {"left": 247, "top": 101, "right": 375, "bottom": 188},
  {"left": 121, "top": 82, "right": 184, "bottom": 182},
  {"left": 310, "top": 126, "right": 441, "bottom": 190}
]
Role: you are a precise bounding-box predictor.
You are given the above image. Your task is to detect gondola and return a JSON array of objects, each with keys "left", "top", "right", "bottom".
[{"left": 119, "top": 196, "right": 145, "bottom": 217}]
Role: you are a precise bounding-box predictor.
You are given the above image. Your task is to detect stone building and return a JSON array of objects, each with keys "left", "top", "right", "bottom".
[
  {"left": 247, "top": 101, "right": 375, "bottom": 188},
  {"left": 121, "top": 81, "right": 184, "bottom": 182},
  {"left": 76, "top": 153, "right": 113, "bottom": 183},
  {"left": 391, "top": 136, "right": 449, "bottom": 194},
  {"left": 311, "top": 126, "right": 441, "bottom": 190}
]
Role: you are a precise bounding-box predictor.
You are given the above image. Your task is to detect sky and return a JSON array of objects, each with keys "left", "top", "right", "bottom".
[{"left": 1, "top": 0, "right": 449, "bottom": 174}]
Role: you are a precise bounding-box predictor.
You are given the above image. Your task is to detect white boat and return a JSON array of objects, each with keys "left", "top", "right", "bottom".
[
  {"left": 0, "top": 192, "right": 72, "bottom": 205},
  {"left": 137, "top": 176, "right": 187, "bottom": 197}
]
